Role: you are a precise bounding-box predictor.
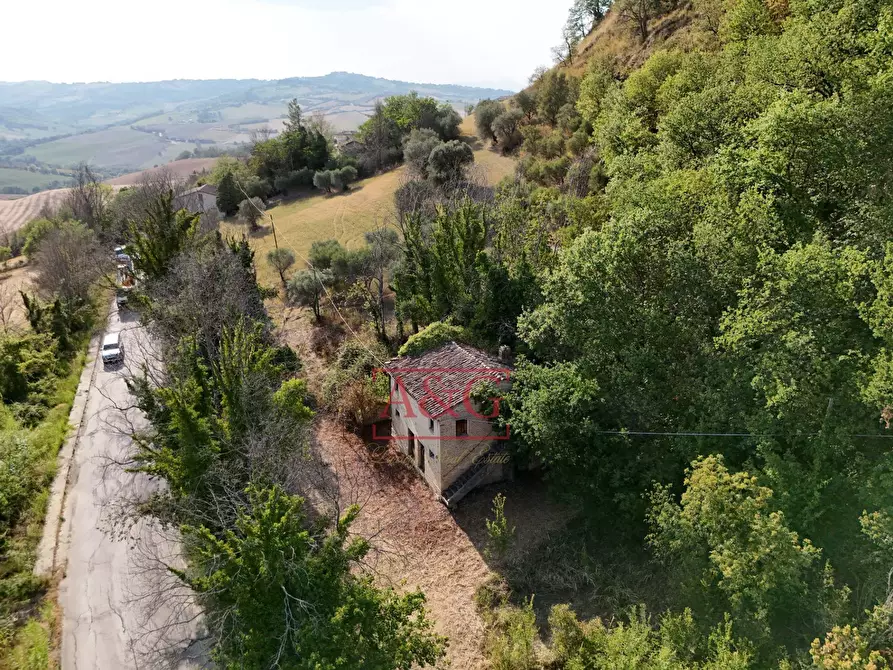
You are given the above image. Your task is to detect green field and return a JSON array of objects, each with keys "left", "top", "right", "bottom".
[
  {"left": 24, "top": 127, "right": 177, "bottom": 169},
  {"left": 0, "top": 167, "right": 72, "bottom": 192}
]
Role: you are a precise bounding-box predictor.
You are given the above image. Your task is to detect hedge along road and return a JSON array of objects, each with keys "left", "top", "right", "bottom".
[{"left": 56, "top": 304, "right": 208, "bottom": 669}]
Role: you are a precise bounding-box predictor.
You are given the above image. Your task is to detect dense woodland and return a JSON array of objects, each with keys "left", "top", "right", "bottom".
[{"left": 2, "top": 0, "right": 893, "bottom": 667}]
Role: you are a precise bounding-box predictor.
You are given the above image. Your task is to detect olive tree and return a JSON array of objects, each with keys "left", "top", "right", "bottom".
[
  {"left": 427, "top": 140, "right": 474, "bottom": 186},
  {"left": 238, "top": 197, "right": 265, "bottom": 232},
  {"left": 267, "top": 247, "right": 296, "bottom": 287},
  {"left": 474, "top": 99, "right": 503, "bottom": 144}
]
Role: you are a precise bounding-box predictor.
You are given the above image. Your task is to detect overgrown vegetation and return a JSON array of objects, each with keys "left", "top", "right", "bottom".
[
  {"left": 0, "top": 204, "right": 105, "bottom": 666},
  {"left": 119, "top": 189, "right": 446, "bottom": 667},
  {"left": 378, "top": 0, "right": 893, "bottom": 666}
]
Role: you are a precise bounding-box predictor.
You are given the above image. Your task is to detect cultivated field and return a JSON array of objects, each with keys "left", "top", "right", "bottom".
[
  {"left": 23, "top": 126, "right": 183, "bottom": 170},
  {"left": 0, "top": 167, "right": 73, "bottom": 192},
  {"left": 0, "top": 159, "right": 220, "bottom": 232},
  {"left": 0, "top": 189, "right": 70, "bottom": 233},
  {"left": 105, "top": 157, "right": 219, "bottom": 186}
]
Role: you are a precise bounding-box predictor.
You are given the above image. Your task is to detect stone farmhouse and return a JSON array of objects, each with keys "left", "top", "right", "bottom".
[
  {"left": 174, "top": 184, "right": 218, "bottom": 214},
  {"left": 385, "top": 341, "right": 512, "bottom": 507}
]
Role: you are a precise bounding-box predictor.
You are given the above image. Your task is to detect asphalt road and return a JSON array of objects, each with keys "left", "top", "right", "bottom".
[{"left": 58, "top": 307, "right": 206, "bottom": 669}]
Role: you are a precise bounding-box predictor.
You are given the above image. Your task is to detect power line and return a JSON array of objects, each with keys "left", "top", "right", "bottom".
[
  {"left": 234, "top": 180, "right": 388, "bottom": 367},
  {"left": 588, "top": 429, "right": 893, "bottom": 439}
]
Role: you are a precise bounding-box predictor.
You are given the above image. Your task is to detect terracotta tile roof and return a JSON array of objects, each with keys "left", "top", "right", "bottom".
[{"left": 385, "top": 341, "right": 511, "bottom": 418}]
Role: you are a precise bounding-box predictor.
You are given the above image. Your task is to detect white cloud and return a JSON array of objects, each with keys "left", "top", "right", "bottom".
[{"left": 0, "top": 0, "right": 570, "bottom": 90}]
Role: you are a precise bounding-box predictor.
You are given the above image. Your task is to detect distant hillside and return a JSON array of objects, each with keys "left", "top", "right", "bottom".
[{"left": 0, "top": 72, "right": 513, "bottom": 187}]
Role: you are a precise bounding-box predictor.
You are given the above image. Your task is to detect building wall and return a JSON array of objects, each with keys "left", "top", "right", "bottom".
[{"left": 389, "top": 375, "right": 509, "bottom": 494}]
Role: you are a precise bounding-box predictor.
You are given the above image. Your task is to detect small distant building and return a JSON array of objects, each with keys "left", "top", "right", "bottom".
[
  {"left": 174, "top": 184, "right": 218, "bottom": 214},
  {"left": 385, "top": 341, "right": 513, "bottom": 507},
  {"left": 333, "top": 130, "right": 357, "bottom": 147}
]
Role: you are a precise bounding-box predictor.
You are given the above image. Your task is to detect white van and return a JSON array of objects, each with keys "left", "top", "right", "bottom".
[{"left": 101, "top": 332, "right": 123, "bottom": 365}]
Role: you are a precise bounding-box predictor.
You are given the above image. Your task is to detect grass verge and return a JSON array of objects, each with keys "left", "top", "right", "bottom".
[{"left": 0, "top": 311, "right": 99, "bottom": 670}]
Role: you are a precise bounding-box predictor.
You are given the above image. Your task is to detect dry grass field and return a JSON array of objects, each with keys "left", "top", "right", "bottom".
[
  {"left": 0, "top": 262, "right": 34, "bottom": 330},
  {"left": 105, "top": 158, "right": 219, "bottom": 186},
  {"left": 224, "top": 123, "right": 516, "bottom": 287},
  {"left": 0, "top": 189, "right": 70, "bottom": 234},
  {"left": 222, "top": 169, "right": 405, "bottom": 286},
  {"left": 0, "top": 159, "right": 220, "bottom": 233}
]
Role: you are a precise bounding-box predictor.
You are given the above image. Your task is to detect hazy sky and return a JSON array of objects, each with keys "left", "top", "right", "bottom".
[{"left": 0, "top": 0, "right": 571, "bottom": 91}]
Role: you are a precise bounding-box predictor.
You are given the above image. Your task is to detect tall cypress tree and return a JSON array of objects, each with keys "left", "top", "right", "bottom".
[{"left": 216, "top": 172, "right": 240, "bottom": 217}]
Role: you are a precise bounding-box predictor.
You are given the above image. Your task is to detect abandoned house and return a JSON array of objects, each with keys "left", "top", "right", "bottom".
[
  {"left": 174, "top": 184, "right": 218, "bottom": 214},
  {"left": 385, "top": 341, "right": 512, "bottom": 507}
]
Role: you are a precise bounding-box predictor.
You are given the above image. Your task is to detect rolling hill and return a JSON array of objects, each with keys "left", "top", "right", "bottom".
[{"left": 0, "top": 73, "right": 513, "bottom": 189}]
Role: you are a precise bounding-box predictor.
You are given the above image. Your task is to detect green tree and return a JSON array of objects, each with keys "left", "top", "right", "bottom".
[
  {"left": 283, "top": 98, "right": 303, "bottom": 132},
  {"left": 267, "top": 247, "right": 296, "bottom": 287},
  {"left": 129, "top": 191, "right": 201, "bottom": 281},
  {"left": 403, "top": 128, "right": 442, "bottom": 177},
  {"left": 338, "top": 165, "right": 358, "bottom": 190},
  {"left": 513, "top": 90, "right": 537, "bottom": 122},
  {"left": 474, "top": 99, "right": 502, "bottom": 144},
  {"left": 238, "top": 197, "right": 265, "bottom": 232},
  {"left": 427, "top": 140, "right": 474, "bottom": 185},
  {"left": 313, "top": 170, "right": 333, "bottom": 194},
  {"left": 216, "top": 172, "right": 241, "bottom": 217},
  {"left": 492, "top": 109, "right": 524, "bottom": 152},
  {"left": 648, "top": 455, "right": 846, "bottom": 654},
  {"left": 537, "top": 71, "right": 574, "bottom": 126},
  {"left": 177, "top": 485, "right": 447, "bottom": 669},
  {"left": 287, "top": 267, "right": 334, "bottom": 321}
]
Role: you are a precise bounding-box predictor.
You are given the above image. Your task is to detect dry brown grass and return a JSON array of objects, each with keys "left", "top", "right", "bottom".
[
  {"left": 225, "top": 125, "right": 516, "bottom": 287},
  {"left": 311, "top": 417, "right": 567, "bottom": 670},
  {"left": 0, "top": 262, "right": 34, "bottom": 331},
  {"left": 105, "top": 158, "right": 219, "bottom": 186},
  {"left": 0, "top": 190, "right": 70, "bottom": 235}
]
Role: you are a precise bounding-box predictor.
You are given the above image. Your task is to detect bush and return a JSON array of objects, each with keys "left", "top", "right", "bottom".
[
  {"left": 427, "top": 140, "right": 474, "bottom": 186},
  {"left": 398, "top": 321, "right": 472, "bottom": 356},
  {"left": 485, "top": 600, "right": 538, "bottom": 670},
  {"left": 313, "top": 170, "right": 333, "bottom": 194},
  {"left": 273, "top": 168, "right": 314, "bottom": 193},
  {"left": 338, "top": 165, "right": 358, "bottom": 189},
  {"left": 322, "top": 340, "right": 390, "bottom": 430}
]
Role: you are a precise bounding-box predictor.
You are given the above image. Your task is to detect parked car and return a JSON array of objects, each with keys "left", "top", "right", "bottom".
[
  {"left": 115, "top": 288, "right": 129, "bottom": 310},
  {"left": 101, "top": 332, "right": 124, "bottom": 365}
]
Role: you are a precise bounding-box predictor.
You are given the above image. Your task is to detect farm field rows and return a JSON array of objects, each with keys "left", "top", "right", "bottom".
[
  {"left": 23, "top": 126, "right": 184, "bottom": 169},
  {"left": 0, "top": 167, "right": 72, "bottom": 192}
]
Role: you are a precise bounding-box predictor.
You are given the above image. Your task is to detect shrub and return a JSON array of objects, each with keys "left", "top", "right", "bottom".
[
  {"left": 398, "top": 321, "right": 472, "bottom": 356},
  {"left": 313, "top": 170, "right": 333, "bottom": 194},
  {"left": 273, "top": 168, "right": 314, "bottom": 193},
  {"left": 486, "top": 599, "right": 538, "bottom": 670},
  {"left": 485, "top": 493, "right": 515, "bottom": 562},
  {"left": 427, "top": 140, "right": 474, "bottom": 186},
  {"left": 338, "top": 165, "right": 358, "bottom": 190}
]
